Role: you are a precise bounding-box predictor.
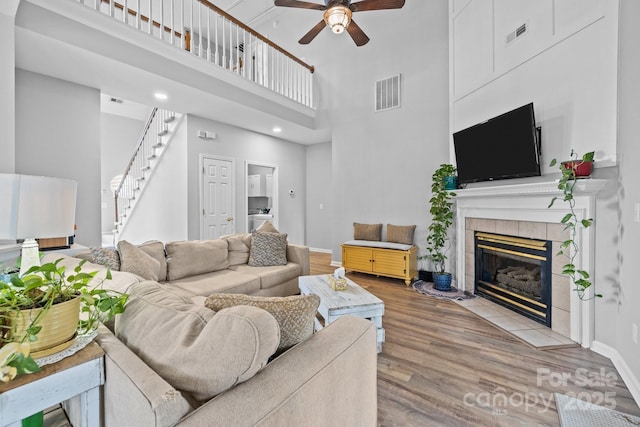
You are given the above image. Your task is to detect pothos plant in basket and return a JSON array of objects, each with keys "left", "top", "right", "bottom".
[
  {"left": 548, "top": 150, "right": 601, "bottom": 300},
  {"left": 0, "top": 258, "right": 128, "bottom": 382}
]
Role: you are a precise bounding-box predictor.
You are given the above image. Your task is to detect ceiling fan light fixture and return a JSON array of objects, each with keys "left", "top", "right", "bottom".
[{"left": 324, "top": 5, "right": 352, "bottom": 34}]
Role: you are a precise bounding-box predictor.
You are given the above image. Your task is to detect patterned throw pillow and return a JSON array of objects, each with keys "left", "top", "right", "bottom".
[
  {"left": 204, "top": 293, "right": 321, "bottom": 353},
  {"left": 353, "top": 223, "right": 383, "bottom": 241},
  {"left": 248, "top": 231, "right": 288, "bottom": 267},
  {"left": 90, "top": 247, "right": 121, "bottom": 271}
]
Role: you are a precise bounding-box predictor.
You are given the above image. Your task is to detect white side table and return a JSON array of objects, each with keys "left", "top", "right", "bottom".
[{"left": 0, "top": 342, "right": 104, "bottom": 427}]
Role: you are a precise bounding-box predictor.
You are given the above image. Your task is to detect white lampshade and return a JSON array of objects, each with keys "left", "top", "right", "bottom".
[
  {"left": 0, "top": 174, "right": 77, "bottom": 275},
  {"left": 324, "top": 5, "right": 352, "bottom": 34}
]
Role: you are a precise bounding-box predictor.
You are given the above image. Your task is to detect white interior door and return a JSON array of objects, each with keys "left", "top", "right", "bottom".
[{"left": 201, "top": 156, "right": 235, "bottom": 239}]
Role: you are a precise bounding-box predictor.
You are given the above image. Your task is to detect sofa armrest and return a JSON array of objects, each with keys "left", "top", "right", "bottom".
[
  {"left": 95, "top": 325, "right": 193, "bottom": 427},
  {"left": 177, "top": 315, "right": 377, "bottom": 427},
  {"left": 286, "top": 244, "right": 310, "bottom": 276}
]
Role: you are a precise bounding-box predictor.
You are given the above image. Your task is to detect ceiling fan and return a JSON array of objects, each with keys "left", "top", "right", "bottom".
[{"left": 273, "top": 0, "right": 405, "bottom": 47}]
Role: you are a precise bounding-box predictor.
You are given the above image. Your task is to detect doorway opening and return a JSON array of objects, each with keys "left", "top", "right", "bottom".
[{"left": 245, "top": 161, "right": 278, "bottom": 233}]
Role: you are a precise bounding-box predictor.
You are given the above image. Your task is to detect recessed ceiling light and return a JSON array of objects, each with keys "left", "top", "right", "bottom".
[
  {"left": 273, "top": 126, "right": 282, "bottom": 133},
  {"left": 154, "top": 92, "right": 168, "bottom": 101}
]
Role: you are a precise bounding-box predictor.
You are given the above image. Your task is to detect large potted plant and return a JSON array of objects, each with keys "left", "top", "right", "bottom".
[
  {"left": 548, "top": 150, "right": 600, "bottom": 299},
  {"left": 426, "top": 164, "right": 457, "bottom": 291},
  {"left": 0, "top": 258, "right": 128, "bottom": 382}
]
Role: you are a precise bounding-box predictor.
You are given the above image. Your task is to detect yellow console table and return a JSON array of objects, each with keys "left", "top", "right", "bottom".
[{"left": 341, "top": 242, "right": 417, "bottom": 286}]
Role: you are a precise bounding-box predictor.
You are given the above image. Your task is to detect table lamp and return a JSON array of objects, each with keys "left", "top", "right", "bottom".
[{"left": 0, "top": 174, "right": 77, "bottom": 276}]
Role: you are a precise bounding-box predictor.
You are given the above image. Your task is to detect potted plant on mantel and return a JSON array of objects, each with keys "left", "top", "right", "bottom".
[
  {"left": 425, "top": 164, "right": 457, "bottom": 291},
  {"left": 548, "top": 150, "right": 601, "bottom": 300},
  {"left": 0, "top": 258, "right": 128, "bottom": 383}
]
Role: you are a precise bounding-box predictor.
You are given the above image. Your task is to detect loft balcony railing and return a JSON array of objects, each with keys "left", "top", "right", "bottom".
[{"left": 74, "top": 0, "right": 315, "bottom": 108}]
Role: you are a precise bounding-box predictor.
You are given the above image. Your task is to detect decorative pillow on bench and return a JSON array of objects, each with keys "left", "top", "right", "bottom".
[
  {"left": 353, "top": 222, "right": 383, "bottom": 241},
  {"left": 386, "top": 224, "right": 416, "bottom": 245}
]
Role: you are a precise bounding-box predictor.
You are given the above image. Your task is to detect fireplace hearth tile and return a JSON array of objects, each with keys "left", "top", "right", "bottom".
[
  {"left": 487, "top": 315, "right": 536, "bottom": 331},
  {"left": 453, "top": 298, "right": 579, "bottom": 350},
  {"left": 464, "top": 303, "right": 514, "bottom": 318}
]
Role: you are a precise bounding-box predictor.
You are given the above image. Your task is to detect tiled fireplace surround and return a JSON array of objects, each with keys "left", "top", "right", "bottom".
[{"left": 454, "top": 179, "right": 607, "bottom": 348}]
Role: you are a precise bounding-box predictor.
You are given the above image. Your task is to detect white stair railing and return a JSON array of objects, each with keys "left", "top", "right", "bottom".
[
  {"left": 74, "top": 0, "right": 315, "bottom": 108},
  {"left": 113, "top": 107, "right": 178, "bottom": 236}
]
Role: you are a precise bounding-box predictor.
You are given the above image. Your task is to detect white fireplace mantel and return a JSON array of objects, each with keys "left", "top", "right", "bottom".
[{"left": 454, "top": 178, "right": 608, "bottom": 347}]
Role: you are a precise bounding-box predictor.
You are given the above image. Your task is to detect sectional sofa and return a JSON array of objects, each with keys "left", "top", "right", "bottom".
[{"left": 44, "top": 233, "right": 378, "bottom": 426}]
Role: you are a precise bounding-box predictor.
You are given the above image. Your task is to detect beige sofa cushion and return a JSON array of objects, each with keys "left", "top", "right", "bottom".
[
  {"left": 256, "top": 220, "right": 279, "bottom": 233},
  {"left": 169, "top": 269, "right": 261, "bottom": 296},
  {"left": 165, "top": 240, "right": 230, "bottom": 281},
  {"left": 115, "top": 281, "right": 279, "bottom": 402},
  {"left": 205, "top": 293, "right": 320, "bottom": 353},
  {"left": 221, "top": 233, "right": 251, "bottom": 266},
  {"left": 248, "top": 231, "right": 288, "bottom": 267},
  {"left": 118, "top": 240, "right": 162, "bottom": 281},
  {"left": 229, "top": 263, "right": 301, "bottom": 290},
  {"left": 137, "top": 240, "right": 167, "bottom": 282}
]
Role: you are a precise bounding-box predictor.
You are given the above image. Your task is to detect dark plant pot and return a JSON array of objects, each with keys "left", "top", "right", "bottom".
[
  {"left": 433, "top": 272, "right": 452, "bottom": 291},
  {"left": 443, "top": 175, "right": 457, "bottom": 190},
  {"left": 418, "top": 270, "right": 433, "bottom": 282},
  {"left": 562, "top": 160, "right": 593, "bottom": 177}
]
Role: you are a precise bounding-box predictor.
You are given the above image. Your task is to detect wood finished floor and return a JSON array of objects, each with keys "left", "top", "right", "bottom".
[{"left": 309, "top": 252, "right": 640, "bottom": 426}]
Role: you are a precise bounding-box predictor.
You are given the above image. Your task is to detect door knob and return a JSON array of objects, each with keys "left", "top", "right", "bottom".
[{"left": 226, "top": 216, "right": 233, "bottom": 222}]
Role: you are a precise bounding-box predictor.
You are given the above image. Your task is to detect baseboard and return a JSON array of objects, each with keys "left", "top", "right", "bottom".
[
  {"left": 309, "top": 247, "right": 332, "bottom": 254},
  {"left": 591, "top": 340, "right": 640, "bottom": 406}
]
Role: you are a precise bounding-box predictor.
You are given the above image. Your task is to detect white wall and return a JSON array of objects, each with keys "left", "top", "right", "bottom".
[
  {"left": 15, "top": 70, "right": 102, "bottom": 247},
  {"left": 119, "top": 116, "right": 189, "bottom": 244},
  {"left": 185, "top": 115, "right": 307, "bottom": 245},
  {"left": 100, "top": 113, "right": 145, "bottom": 233},
  {"left": 305, "top": 142, "right": 332, "bottom": 251},
  {"left": 255, "top": 1, "right": 451, "bottom": 261},
  {"left": 451, "top": 0, "right": 618, "bottom": 169},
  {"left": 615, "top": 0, "right": 640, "bottom": 400},
  {"left": 0, "top": 11, "right": 15, "bottom": 173}
]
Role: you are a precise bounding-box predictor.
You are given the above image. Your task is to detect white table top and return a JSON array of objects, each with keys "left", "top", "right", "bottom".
[{"left": 298, "top": 274, "right": 383, "bottom": 311}]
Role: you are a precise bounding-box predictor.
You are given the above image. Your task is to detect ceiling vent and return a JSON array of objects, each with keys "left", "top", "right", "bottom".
[
  {"left": 375, "top": 74, "right": 401, "bottom": 112},
  {"left": 506, "top": 22, "right": 528, "bottom": 44}
]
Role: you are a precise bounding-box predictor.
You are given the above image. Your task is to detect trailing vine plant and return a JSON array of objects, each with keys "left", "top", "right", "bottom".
[{"left": 548, "top": 150, "right": 601, "bottom": 300}]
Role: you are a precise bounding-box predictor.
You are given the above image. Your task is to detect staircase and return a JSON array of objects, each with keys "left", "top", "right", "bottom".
[{"left": 109, "top": 107, "right": 181, "bottom": 243}]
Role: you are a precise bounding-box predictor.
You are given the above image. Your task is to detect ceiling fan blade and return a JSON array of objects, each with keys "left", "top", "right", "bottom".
[
  {"left": 274, "top": 0, "right": 326, "bottom": 10},
  {"left": 346, "top": 19, "right": 370, "bottom": 46},
  {"left": 299, "top": 20, "right": 327, "bottom": 44},
  {"left": 349, "top": 0, "right": 405, "bottom": 12}
]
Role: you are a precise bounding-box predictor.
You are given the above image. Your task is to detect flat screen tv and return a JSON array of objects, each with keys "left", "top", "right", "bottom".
[{"left": 453, "top": 103, "right": 540, "bottom": 185}]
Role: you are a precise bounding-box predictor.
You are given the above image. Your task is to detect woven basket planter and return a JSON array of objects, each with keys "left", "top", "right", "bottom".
[{"left": 13, "top": 296, "right": 80, "bottom": 357}]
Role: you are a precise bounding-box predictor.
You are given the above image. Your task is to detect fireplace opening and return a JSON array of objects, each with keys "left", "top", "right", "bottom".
[{"left": 475, "top": 232, "right": 552, "bottom": 326}]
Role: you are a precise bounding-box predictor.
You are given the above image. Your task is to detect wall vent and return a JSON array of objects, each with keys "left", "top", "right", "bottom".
[
  {"left": 375, "top": 74, "right": 401, "bottom": 112},
  {"left": 506, "top": 22, "right": 528, "bottom": 44}
]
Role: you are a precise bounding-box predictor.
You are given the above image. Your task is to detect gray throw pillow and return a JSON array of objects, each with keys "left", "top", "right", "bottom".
[
  {"left": 248, "top": 231, "right": 288, "bottom": 267},
  {"left": 353, "top": 223, "right": 383, "bottom": 241}
]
